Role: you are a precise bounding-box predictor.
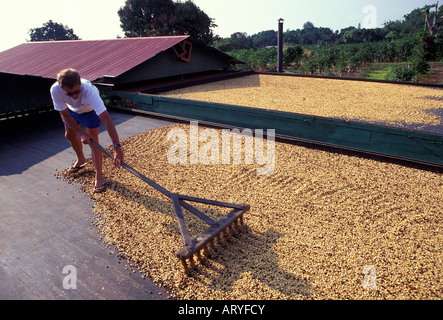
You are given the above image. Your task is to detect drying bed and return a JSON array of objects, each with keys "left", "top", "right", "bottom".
[
  {"left": 160, "top": 74, "right": 443, "bottom": 132},
  {"left": 58, "top": 123, "right": 442, "bottom": 300}
]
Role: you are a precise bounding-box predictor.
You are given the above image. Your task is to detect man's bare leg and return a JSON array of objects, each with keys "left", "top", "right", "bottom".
[
  {"left": 86, "top": 127, "right": 105, "bottom": 191},
  {"left": 64, "top": 125, "right": 87, "bottom": 169}
]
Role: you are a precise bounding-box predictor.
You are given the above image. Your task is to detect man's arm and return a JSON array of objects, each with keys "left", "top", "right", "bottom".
[{"left": 98, "top": 110, "right": 124, "bottom": 167}]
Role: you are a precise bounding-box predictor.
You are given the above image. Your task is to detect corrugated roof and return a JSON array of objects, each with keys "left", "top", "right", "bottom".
[{"left": 0, "top": 36, "right": 190, "bottom": 81}]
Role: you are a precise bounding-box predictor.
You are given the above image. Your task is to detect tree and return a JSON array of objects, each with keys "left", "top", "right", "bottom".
[
  {"left": 383, "top": 3, "right": 442, "bottom": 38},
  {"left": 303, "top": 21, "right": 315, "bottom": 29},
  {"left": 118, "top": 0, "right": 177, "bottom": 37},
  {"left": 230, "top": 32, "right": 253, "bottom": 50},
  {"left": 284, "top": 30, "right": 301, "bottom": 45},
  {"left": 420, "top": 2, "right": 443, "bottom": 60},
  {"left": 393, "top": 66, "right": 416, "bottom": 81},
  {"left": 212, "top": 36, "right": 233, "bottom": 51},
  {"left": 118, "top": 0, "right": 215, "bottom": 43},
  {"left": 252, "top": 47, "right": 277, "bottom": 70},
  {"left": 28, "top": 20, "right": 80, "bottom": 41},
  {"left": 411, "top": 56, "right": 430, "bottom": 75},
  {"left": 174, "top": 1, "right": 215, "bottom": 43},
  {"left": 251, "top": 30, "right": 277, "bottom": 48},
  {"left": 385, "top": 31, "right": 399, "bottom": 42},
  {"left": 423, "top": 1, "right": 442, "bottom": 38},
  {"left": 284, "top": 45, "right": 304, "bottom": 66}
]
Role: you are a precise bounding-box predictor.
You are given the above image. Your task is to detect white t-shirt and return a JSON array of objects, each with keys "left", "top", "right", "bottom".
[{"left": 50, "top": 79, "right": 107, "bottom": 115}]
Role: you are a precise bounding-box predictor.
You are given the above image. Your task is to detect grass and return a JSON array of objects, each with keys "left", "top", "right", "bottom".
[
  {"left": 422, "top": 61, "right": 443, "bottom": 83},
  {"left": 355, "top": 63, "right": 407, "bottom": 80},
  {"left": 350, "top": 61, "right": 443, "bottom": 83}
]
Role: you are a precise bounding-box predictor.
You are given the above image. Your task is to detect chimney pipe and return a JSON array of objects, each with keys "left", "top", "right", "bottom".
[{"left": 277, "top": 18, "right": 284, "bottom": 73}]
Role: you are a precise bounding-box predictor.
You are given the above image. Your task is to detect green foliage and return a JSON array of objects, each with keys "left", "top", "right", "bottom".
[
  {"left": 301, "top": 58, "right": 319, "bottom": 75},
  {"left": 283, "top": 45, "right": 303, "bottom": 65},
  {"left": 384, "top": 4, "right": 442, "bottom": 38},
  {"left": 392, "top": 66, "right": 416, "bottom": 81},
  {"left": 28, "top": 20, "right": 80, "bottom": 41},
  {"left": 390, "top": 57, "right": 430, "bottom": 82},
  {"left": 230, "top": 32, "right": 254, "bottom": 50},
  {"left": 435, "top": 34, "right": 443, "bottom": 60},
  {"left": 339, "top": 27, "right": 385, "bottom": 44},
  {"left": 174, "top": 0, "right": 215, "bottom": 44},
  {"left": 118, "top": 0, "right": 176, "bottom": 37},
  {"left": 118, "top": 0, "right": 214, "bottom": 43},
  {"left": 411, "top": 57, "right": 430, "bottom": 74},
  {"left": 303, "top": 21, "right": 315, "bottom": 29},
  {"left": 225, "top": 31, "right": 437, "bottom": 80},
  {"left": 251, "top": 30, "right": 277, "bottom": 48},
  {"left": 227, "top": 47, "right": 277, "bottom": 71}
]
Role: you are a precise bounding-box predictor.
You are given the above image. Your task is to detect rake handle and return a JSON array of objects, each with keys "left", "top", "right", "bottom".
[
  {"left": 90, "top": 139, "right": 172, "bottom": 198},
  {"left": 90, "top": 139, "right": 194, "bottom": 248}
]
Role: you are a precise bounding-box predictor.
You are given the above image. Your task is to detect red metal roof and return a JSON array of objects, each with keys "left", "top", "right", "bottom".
[{"left": 0, "top": 36, "right": 189, "bottom": 81}]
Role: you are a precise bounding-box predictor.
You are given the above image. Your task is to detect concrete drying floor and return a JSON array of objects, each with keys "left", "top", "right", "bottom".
[{"left": 0, "top": 109, "right": 173, "bottom": 300}]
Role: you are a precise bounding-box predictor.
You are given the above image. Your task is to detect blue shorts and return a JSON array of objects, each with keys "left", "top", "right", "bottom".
[{"left": 66, "top": 109, "right": 101, "bottom": 129}]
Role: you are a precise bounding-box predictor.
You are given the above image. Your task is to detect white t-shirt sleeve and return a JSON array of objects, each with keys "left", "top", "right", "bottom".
[
  {"left": 88, "top": 84, "right": 107, "bottom": 116},
  {"left": 50, "top": 83, "right": 68, "bottom": 112}
]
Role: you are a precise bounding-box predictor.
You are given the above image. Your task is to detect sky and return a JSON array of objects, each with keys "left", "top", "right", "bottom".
[{"left": 0, "top": 0, "right": 436, "bottom": 52}]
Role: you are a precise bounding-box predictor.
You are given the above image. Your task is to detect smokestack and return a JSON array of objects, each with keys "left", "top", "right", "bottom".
[{"left": 277, "top": 18, "right": 284, "bottom": 73}]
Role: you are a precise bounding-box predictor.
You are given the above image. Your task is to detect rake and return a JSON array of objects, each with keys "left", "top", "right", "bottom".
[{"left": 90, "top": 140, "right": 250, "bottom": 274}]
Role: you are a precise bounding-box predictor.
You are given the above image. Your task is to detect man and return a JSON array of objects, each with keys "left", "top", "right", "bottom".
[{"left": 50, "top": 68, "right": 124, "bottom": 193}]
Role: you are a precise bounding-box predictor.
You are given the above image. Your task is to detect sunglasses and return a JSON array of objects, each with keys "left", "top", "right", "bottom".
[{"left": 65, "top": 89, "right": 81, "bottom": 97}]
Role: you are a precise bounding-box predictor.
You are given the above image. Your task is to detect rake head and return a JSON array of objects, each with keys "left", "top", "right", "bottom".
[{"left": 173, "top": 196, "right": 250, "bottom": 274}]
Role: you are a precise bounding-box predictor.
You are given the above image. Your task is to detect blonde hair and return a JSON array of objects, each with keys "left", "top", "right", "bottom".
[{"left": 57, "top": 69, "right": 81, "bottom": 89}]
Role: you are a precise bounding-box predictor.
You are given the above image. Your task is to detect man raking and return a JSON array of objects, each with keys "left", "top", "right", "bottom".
[{"left": 50, "top": 68, "right": 124, "bottom": 193}]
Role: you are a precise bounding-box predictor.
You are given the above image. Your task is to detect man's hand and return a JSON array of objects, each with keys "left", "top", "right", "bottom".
[
  {"left": 81, "top": 133, "right": 92, "bottom": 145},
  {"left": 98, "top": 111, "right": 125, "bottom": 169},
  {"left": 60, "top": 109, "right": 91, "bottom": 144},
  {"left": 113, "top": 147, "right": 124, "bottom": 168}
]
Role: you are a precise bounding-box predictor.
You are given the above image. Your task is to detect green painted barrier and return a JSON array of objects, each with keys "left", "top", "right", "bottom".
[{"left": 103, "top": 90, "right": 443, "bottom": 167}]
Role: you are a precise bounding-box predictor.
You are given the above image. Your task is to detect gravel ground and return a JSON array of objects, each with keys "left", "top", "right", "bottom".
[{"left": 58, "top": 122, "right": 442, "bottom": 300}]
